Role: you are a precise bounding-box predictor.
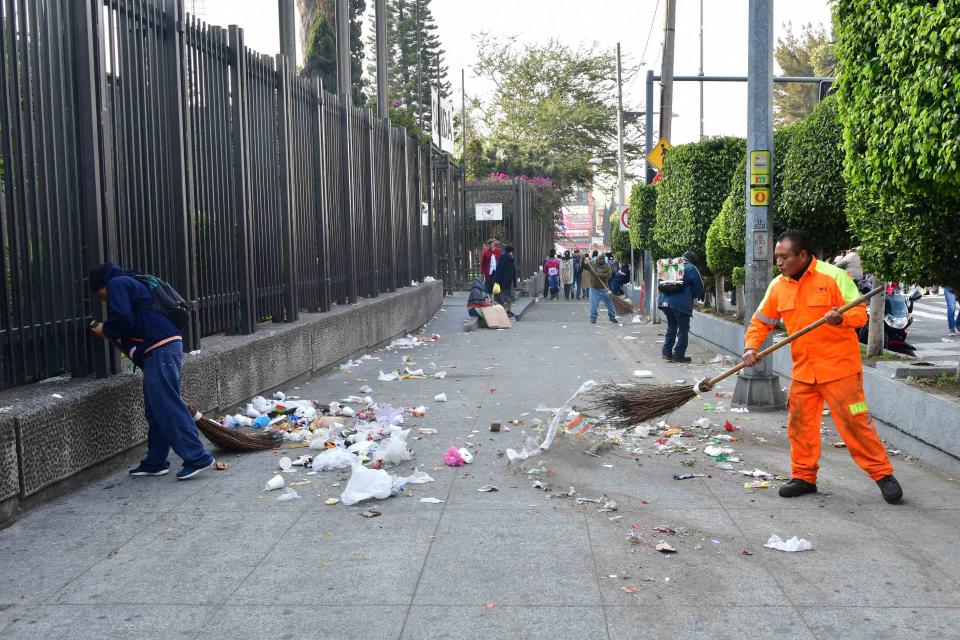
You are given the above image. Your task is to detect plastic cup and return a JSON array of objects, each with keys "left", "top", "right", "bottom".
[
  {"left": 278, "top": 456, "right": 292, "bottom": 470},
  {"left": 264, "top": 474, "right": 285, "bottom": 491}
]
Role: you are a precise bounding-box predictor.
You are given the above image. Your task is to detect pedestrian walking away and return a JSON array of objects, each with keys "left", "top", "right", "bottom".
[
  {"left": 742, "top": 230, "right": 902, "bottom": 504},
  {"left": 584, "top": 254, "right": 618, "bottom": 324},
  {"left": 544, "top": 250, "right": 561, "bottom": 301},
  {"left": 560, "top": 250, "right": 575, "bottom": 300},
  {"left": 944, "top": 287, "right": 960, "bottom": 336},
  {"left": 88, "top": 263, "right": 215, "bottom": 480},
  {"left": 572, "top": 248, "right": 583, "bottom": 299},
  {"left": 494, "top": 244, "right": 517, "bottom": 317},
  {"left": 657, "top": 251, "right": 704, "bottom": 363}
]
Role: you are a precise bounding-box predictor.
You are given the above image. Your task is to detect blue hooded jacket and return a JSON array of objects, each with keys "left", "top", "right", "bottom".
[
  {"left": 657, "top": 262, "right": 705, "bottom": 316},
  {"left": 91, "top": 264, "right": 181, "bottom": 365}
]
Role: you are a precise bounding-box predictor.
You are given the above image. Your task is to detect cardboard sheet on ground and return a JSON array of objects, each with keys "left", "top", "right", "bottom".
[{"left": 478, "top": 304, "right": 511, "bottom": 329}]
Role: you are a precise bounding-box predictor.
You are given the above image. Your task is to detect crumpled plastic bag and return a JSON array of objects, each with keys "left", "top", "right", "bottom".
[
  {"left": 443, "top": 445, "right": 465, "bottom": 466},
  {"left": 340, "top": 464, "right": 394, "bottom": 505},
  {"left": 378, "top": 370, "right": 400, "bottom": 382},
  {"left": 509, "top": 380, "right": 597, "bottom": 463},
  {"left": 373, "top": 429, "right": 412, "bottom": 466},
  {"left": 311, "top": 447, "right": 358, "bottom": 471},
  {"left": 764, "top": 534, "right": 812, "bottom": 552},
  {"left": 392, "top": 468, "right": 435, "bottom": 491},
  {"left": 377, "top": 404, "right": 404, "bottom": 425}
]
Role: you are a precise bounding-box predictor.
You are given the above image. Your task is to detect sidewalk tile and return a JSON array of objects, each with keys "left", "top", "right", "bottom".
[{"left": 401, "top": 605, "right": 607, "bottom": 640}]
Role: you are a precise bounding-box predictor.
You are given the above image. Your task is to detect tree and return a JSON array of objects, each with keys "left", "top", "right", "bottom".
[
  {"left": 835, "top": 0, "right": 960, "bottom": 292},
  {"left": 301, "top": 0, "right": 367, "bottom": 105},
  {"left": 628, "top": 182, "right": 657, "bottom": 254},
  {"left": 778, "top": 95, "right": 850, "bottom": 258},
  {"left": 609, "top": 212, "right": 631, "bottom": 264},
  {"left": 472, "top": 36, "right": 643, "bottom": 199},
  {"left": 653, "top": 137, "right": 744, "bottom": 269},
  {"left": 774, "top": 22, "right": 835, "bottom": 127}
]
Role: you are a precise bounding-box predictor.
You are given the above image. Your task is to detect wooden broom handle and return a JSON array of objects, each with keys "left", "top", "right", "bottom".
[{"left": 701, "top": 285, "right": 884, "bottom": 390}]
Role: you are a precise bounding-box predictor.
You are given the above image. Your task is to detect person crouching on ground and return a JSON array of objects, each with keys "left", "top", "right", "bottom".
[
  {"left": 494, "top": 244, "right": 517, "bottom": 317},
  {"left": 658, "top": 250, "right": 704, "bottom": 363},
  {"left": 741, "top": 230, "right": 902, "bottom": 504},
  {"left": 585, "top": 253, "right": 618, "bottom": 324},
  {"left": 89, "top": 263, "right": 215, "bottom": 480}
]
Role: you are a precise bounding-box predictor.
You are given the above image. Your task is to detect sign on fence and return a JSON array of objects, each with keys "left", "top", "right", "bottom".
[
  {"left": 421, "top": 202, "right": 429, "bottom": 226},
  {"left": 475, "top": 203, "right": 503, "bottom": 221},
  {"left": 431, "top": 88, "right": 454, "bottom": 153}
]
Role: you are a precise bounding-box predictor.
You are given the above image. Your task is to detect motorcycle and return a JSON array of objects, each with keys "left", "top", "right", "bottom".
[{"left": 856, "top": 283, "right": 922, "bottom": 357}]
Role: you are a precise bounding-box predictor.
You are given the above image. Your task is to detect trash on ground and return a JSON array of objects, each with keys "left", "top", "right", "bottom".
[
  {"left": 490, "top": 421, "right": 502, "bottom": 432},
  {"left": 433, "top": 393, "right": 447, "bottom": 402},
  {"left": 478, "top": 485, "right": 499, "bottom": 492},
  {"left": 360, "top": 509, "right": 381, "bottom": 518},
  {"left": 277, "top": 488, "right": 300, "bottom": 502},
  {"left": 633, "top": 370, "right": 654, "bottom": 378},
  {"left": 673, "top": 473, "right": 709, "bottom": 480},
  {"left": 420, "top": 497, "right": 444, "bottom": 504},
  {"left": 764, "top": 534, "right": 813, "bottom": 552},
  {"left": 443, "top": 446, "right": 465, "bottom": 466},
  {"left": 743, "top": 480, "right": 770, "bottom": 490},
  {"left": 215, "top": 462, "right": 228, "bottom": 471},
  {"left": 656, "top": 542, "right": 677, "bottom": 553},
  {"left": 341, "top": 465, "right": 393, "bottom": 505},
  {"left": 324, "top": 497, "right": 340, "bottom": 505},
  {"left": 833, "top": 441, "right": 847, "bottom": 448},
  {"left": 264, "top": 475, "right": 285, "bottom": 491}
]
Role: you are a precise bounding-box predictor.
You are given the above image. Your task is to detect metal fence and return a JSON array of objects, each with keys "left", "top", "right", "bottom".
[
  {"left": 458, "top": 180, "right": 553, "bottom": 287},
  {"left": 0, "top": 0, "right": 457, "bottom": 390}
]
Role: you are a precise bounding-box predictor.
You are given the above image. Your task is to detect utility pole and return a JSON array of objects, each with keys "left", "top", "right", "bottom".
[
  {"left": 659, "top": 0, "right": 677, "bottom": 143},
  {"left": 615, "top": 43, "right": 630, "bottom": 286},
  {"left": 335, "top": 0, "right": 351, "bottom": 98},
  {"left": 644, "top": 69, "right": 657, "bottom": 323},
  {"left": 278, "top": 0, "right": 296, "bottom": 65},
  {"left": 733, "top": 0, "right": 786, "bottom": 410},
  {"left": 461, "top": 69, "right": 467, "bottom": 158},
  {"left": 699, "top": 0, "right": 704, "bottom": 139},
  {"left": 375, "top": 0, "right": 389, "bottom": 118},
  {"left": 416, "top": 0, "right": 423, "bottom": 134}
]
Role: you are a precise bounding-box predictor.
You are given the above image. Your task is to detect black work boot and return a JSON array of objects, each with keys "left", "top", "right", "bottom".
[
  {"left": 778, "top": 478, "right": 817, "bottom": 498},
  {"left": 876, "top": 475, "right": 903, "bottom": 504}
]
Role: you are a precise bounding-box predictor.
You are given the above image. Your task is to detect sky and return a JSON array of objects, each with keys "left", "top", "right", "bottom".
[{"left": 200, "top": 0, "right": 833, "bottom": 180}]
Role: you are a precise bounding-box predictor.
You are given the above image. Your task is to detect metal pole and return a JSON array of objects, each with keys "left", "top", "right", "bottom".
[
  {"left": 645, "top": 70, "right": 658, "bottom": 323},
  {"left": 278, "top": 0, "right": 296, "bottom": 64},
  {"left": 699, "top": 0, "right": 704, "bottom": 140},
  {"left": 733, "top": 0, "right": 786, "bottom": 410},
  {"left": 461, "top": 68, "right": 466, "bottom": 159},
  {"left": 615, "top": 43, "right": 630, "bottom": 287},
  {"left": 659, "top": 0, "right": 677, "bottom": 143},
  {"left": 375, "top": 0, "right": 388, "bottom": 118},
  {"left": 335, "top": 0, "right": 351, "bottom": 98}
]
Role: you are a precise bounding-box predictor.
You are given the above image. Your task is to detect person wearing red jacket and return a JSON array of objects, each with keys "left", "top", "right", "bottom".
[
  {"left": 480, "top": 238, "right": 502, "bottom": 294},
  {"left": 742, "top": 230, "right": 902, "bottom": 504}
]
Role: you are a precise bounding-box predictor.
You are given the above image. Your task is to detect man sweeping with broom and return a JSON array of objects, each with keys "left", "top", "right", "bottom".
[
  {"left": 742, "top": 231, "right": 902, "bottom": 504},
  {"left": 89, "top": 263, "right": 216, "bottom": 480}
]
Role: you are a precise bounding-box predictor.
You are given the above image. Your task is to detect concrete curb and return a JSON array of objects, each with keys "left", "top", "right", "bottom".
[
  {"left": 681, "top": 308, "right": 960, "bottom": 472},
  {"left": 0, "top": 282, "right": 443, "bottom": 522}
]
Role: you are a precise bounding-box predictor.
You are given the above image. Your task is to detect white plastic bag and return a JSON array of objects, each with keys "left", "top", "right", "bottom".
[
  {"left": 764, "top": 534, "right": 812, "bottom": 552},
  {"left": 374, "top": 429, "right": 412, "bottom": 466},
  {"left": 311, "top": 447, "right": 358, "bottom": 471},
  {"left": 392, "top": 468, "right": 435, "bottom": 491},
  {"left": 340, "top": 465, "right": 394, "bottom": 505}
]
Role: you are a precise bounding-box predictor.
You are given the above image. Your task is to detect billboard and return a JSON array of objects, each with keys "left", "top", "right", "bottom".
[{"left": 560, "top": 204, "right": 592, "bottom": 238}]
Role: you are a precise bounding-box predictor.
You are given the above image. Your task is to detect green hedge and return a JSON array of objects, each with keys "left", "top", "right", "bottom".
[
  {"left": 705, "top": 204, "right": 741, "bottom": 278},
  {"left": 628, "top": 182, "right": 657, "bottom": 253},
  {"left": 609, "top": 212, "right": 631, "bottom": 263},
  {"left": 653, "top": 136, "right": 745, "bottom": 270},
  {"left": 835, "top": 0, "right": 960, "bottom": 288},
  {"left": 778, "top": 96, "right": 850, "bottom": 258}
]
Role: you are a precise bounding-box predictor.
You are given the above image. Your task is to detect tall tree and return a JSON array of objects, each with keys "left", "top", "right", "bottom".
[
  {"left": 472, "top": 36, "right": 642, "bottom": 197},
  {"left": 774, "top": 22, "right": 835, "bottom": 126},
  {"left": 301, "top": 0, "right": 367, "bottom": 105}
]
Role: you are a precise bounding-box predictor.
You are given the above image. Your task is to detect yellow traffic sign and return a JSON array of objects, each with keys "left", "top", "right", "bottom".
[{"left": 646, "top": 138, "right": 671, "bottom": 171}]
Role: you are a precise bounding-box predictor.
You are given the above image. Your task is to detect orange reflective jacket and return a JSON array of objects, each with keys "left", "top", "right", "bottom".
[{"left": 744, "top": 257, "right": 866, "bottom": 384}]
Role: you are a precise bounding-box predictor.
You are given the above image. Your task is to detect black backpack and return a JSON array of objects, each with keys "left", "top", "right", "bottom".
[{"left": 135, "top": 274, "right": 190, "bottom": 333}]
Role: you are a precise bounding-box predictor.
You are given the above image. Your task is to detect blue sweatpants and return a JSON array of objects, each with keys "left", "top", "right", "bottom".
[{"left": 141, "top": 341, "right": 213, "bottom": 470}]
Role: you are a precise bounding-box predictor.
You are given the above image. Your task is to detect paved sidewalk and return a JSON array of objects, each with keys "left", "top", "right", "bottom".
[{"left": 1, "top": 294, "right": 958, "bottom": 639}]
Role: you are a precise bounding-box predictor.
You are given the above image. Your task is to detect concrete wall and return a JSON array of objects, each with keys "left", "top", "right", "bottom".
[
  {"left": 0, "top": 282, "right": 442, "bottom": 521},
  {"left": 678, "top": 308, "right": 960, "bottom": 472}
]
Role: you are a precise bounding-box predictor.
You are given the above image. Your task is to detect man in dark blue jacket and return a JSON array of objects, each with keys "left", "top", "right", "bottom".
[
  {"left": 657, "top": 251, "right": 705, "bottom": 363},
  {"left": 494, "top": 244, "right": 518, "bottom": 317},
  {"left": 89, "top": 263, "right": 215, "bottom": 479}
]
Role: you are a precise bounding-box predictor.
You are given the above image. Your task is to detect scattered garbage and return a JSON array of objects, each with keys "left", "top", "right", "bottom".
[
  {"left": 633, "top": 370, "right": 654, "bottom": 378},
  {"left": 443, "top": 446, "right": 465, "bottom": 466},
  {"left": 673, "top": 473, "right": 708, "bottom": 480},
  {"left": 434, "top": 393, "right": 447, "bottom": 402},
  {"left": 324, "top": 498, "right": 340, "bottom": 505},
  {"left": 490, "top": 421, "right": 502, "bottom": 432},
  {"left": 764, "top": 534, "right": 813, "bottom": 552},
  {"left": 478, "top": 485, "right": 499, "bottom": 492},
  {"left": 360, "top": 509, "right": 381, "bottom": 518},
  {"left": 264, "top": 475, "right": 285, "bottom": 491},
  {"left": 743, "top": 481, "right": 769, "bottom": 490},
  {"left": 276, "top": 488, "right": 300, "bottom": 502},
  {"left": 656, "top": 542, "right": 677, "bottom": 553},
  {"left": 420, "top": 497, "right": 444, "bottom": 504},
  {"left": 340, "top": 465, "right": 393, "bottom": 505}
]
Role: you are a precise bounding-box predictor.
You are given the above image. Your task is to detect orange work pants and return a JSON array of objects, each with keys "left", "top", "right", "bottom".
[{"left": 787, "top": 373, "right": 894, "bottom": 484}]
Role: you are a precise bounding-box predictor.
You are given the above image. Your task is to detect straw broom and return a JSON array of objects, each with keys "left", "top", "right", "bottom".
[
  {"left": 591, "top": 286, "right": 885, "bottom": 424},
  {"left": 582, "top": 260, "right": 635, "bottom": 316}
]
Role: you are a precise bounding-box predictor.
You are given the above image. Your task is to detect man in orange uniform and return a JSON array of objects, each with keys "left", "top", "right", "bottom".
[{"left": 742, "top": 230, "right": 902, "bottom": 503}]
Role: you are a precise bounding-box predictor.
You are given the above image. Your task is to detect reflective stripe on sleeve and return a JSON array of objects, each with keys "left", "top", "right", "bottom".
[{"left": 754, "top": 310, "right": 777, "bottom": 326}]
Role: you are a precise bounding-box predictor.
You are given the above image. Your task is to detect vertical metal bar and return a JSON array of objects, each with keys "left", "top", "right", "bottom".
[
  {"left": 383, "top": 121, "right": 396, "bottom": 291},
  {"left": 228, "top": 26, "right": 255, "bottom": 333},
  {"left": 339, "top": 94, "right": 358, "bottom": 301},
  {"left": 275, "top": 52, "right": 298, "bottom": 320},
  {"left": 311, "top": 79, "right": 332, "bottom": 311},
  {"left": 363, "top": 110, "right": 379, "bottom": 296}
]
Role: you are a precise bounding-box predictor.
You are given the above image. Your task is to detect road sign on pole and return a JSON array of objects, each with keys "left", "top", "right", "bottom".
[
  {"left": 645, "top": 138, "right": 671, "bottom": 171},
  {"left": 619, "top": 207, "right": 630, "bottom": 232}
]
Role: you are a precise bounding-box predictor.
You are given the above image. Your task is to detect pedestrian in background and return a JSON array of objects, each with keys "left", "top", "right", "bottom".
[
  {"left": 585, "top": 253, "right": 618, "bottom": 324},
  {"left": 88, "top": 263, "right": 215, "bottom": 480},
  {"left": 742, "top": 229, "right": 902, "bottom": 504},
  {"left": 944, "top": 287, "right": 960, "bottom": 337},
  {"left": 494, "top": 244, "right": 517, "bottom": 317},
  {"left": 560, "top": 250, "right": 575, "bottom": 300},
  {"left": 610, "top": 261, "right": 630, "bottom": 296},
  {"left": 572, "top": 249, "right": 583, "bottom": 300},
  {"left": 657, "top": 250, "right": 704, "bottom": 363},
  {"left": 544, "top": 249, "right": 561, "bottom": 301},
  {"left": 480, "top": 239, "right": 499, "bottom": 294}
]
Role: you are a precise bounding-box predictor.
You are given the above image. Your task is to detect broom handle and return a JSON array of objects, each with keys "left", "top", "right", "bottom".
[{"left": 702, "top": 285, "right": 884, "bottom": 389}]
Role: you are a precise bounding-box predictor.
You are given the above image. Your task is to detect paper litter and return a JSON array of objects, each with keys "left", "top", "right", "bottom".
[{"left": 764, "top": 534, "right": 813, "bottom": 552}]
